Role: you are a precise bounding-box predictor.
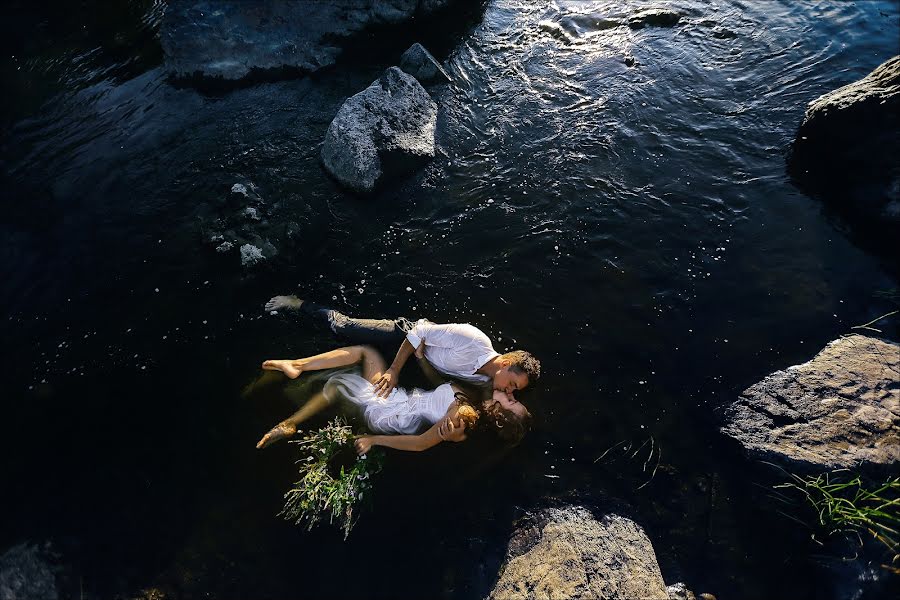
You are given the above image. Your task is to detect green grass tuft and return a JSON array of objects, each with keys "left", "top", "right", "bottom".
[{"left": 773, "top": 470, "right": 899, "bottom": 568}]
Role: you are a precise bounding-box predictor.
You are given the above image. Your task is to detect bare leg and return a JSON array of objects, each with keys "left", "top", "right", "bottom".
[
  {"left": 359, "top": 346, "right": 387, "bottom": 382},
  {"left": 261, "top": 346, "right": 385, "bottom": 380},
  {"left": 241, "top": 370, "right": 283, "bottom": 399},
  {"left": 256, "top": 390, "right": 333, "bottom": 449},
  {"left": 255, "top": 346, "right": 387, "bottom": 449}
]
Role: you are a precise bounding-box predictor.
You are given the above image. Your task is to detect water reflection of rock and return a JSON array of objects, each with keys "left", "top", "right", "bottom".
[{"left": 161, "top": 0, "right": 464, "bottom": 83}]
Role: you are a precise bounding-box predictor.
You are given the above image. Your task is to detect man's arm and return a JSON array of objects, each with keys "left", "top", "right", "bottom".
[{"left": 372, "top": 319, "right": 443, "bottom": 397}]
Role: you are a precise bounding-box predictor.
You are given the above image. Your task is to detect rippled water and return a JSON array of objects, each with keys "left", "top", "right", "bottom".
[{"left": 1, "top": 1, "right": 898, "bottom": 598}]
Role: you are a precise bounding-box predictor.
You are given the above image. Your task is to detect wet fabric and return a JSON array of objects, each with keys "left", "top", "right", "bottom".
[{"left": 324, "top": 373, "right": 455, "bottom": 435}]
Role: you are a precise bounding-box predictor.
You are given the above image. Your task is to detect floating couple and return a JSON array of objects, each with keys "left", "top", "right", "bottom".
[{"left": 254, "top": 295, "right": 541, "bottom": 455}]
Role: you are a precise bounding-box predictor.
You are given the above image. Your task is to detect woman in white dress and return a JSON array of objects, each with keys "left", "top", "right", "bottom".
[{"left": 255, "top": 345, "right": 532, "bottom": 454}]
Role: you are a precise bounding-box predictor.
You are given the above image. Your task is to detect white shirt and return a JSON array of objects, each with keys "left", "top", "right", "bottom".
[{"left": 405, "top": 319, "right": 499, "bottom": 383}]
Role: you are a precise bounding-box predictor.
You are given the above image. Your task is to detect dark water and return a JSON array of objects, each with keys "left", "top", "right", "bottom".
[{"left": 1, "top": 1, "right": 899, "bottom": 598}]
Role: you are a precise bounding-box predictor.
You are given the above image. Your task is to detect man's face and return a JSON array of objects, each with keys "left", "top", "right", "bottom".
[{"left": 493, "top": 366, "right": 529, "bottom": 395}]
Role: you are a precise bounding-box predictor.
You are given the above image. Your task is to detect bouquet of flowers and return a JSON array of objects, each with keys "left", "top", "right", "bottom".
[{"left": 279, "top": 417, "right": 383, "bottom": 539}]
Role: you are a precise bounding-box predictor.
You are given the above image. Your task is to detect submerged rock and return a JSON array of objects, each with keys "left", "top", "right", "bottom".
[
  {"left": 161, "top": 0, "right": 456, "bottom": 82},
  {"left": 627, "top": 8, "right": 682, "bottom": 29},
  {"left": 488, "top": 506, "right": 670, "bottom": 600},
  {"left": 399, "top": 43, "right": 451, "bottom": 84},
  {"left": 239, "top": 243, "right": 265, "bottom": 266},
  {"left": 721, "top": 335, "right": 900, "bottom": 474},
  {"left": 204, "top": 182, "right": 283, "bottom": 266},
  {"left": 321, "top": 67, "right": 438, "bottom": 193}
]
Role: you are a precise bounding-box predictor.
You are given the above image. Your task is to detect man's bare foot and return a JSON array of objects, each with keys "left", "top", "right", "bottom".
[
  {"left": 265, "top": 295, "right": 304, "bottom": 312},
  {"left": 261, "top": 359, "right": 303, "bottom": 379},
  {"left": 256, "top": 421, "right": 297, "bottom": 449}
]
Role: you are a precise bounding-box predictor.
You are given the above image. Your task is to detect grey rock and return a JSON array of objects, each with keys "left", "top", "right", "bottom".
[
  {"left": 667, "top": 582, "right": 697, "bottom": 600},
  {"left": 399, "top": 43, "right": 451, "bottom": 84},
  {"left": 711, "top": 26, "right": 737, "bottom": 39},
  {"left": 789, "top": 56, "right": 900, "bottom": 212},
  {"left": 627, "top": 8, "right": 682, "bottom": 29},
  {"left": 321, "top": 67, "right": 437, "bottom": 193},
  {"left": 488, "top": 506, "right": 669, "bottom": 600},
  {"left": 240, "top": 243, "right": 265, "bottom": 266},
  {"left": 161, "top": 0, "right": 457, "bottom": 82},
  {"left": 0, "top": 543, "right": 58, "bottom": 600},
  {"left": 721, "top": 335, "right": 900, "bottom": 474},
  {"left": 546, "top": 12, "right": 621, "bottom": 41}
]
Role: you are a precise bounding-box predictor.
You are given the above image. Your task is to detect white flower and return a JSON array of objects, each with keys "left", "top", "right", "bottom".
[{"left": 360, "top": 454, "right": 367, "bottom": 460}]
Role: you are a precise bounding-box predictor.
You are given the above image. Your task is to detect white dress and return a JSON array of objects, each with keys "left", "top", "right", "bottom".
[{"left": 324, "top": 373, "right": 456, "bottom": 435}]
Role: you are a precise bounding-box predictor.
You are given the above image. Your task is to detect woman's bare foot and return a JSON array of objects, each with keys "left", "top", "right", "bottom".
[
  {"left": 265, "top": 295, "right": 304, "bottom": 312},
  {"left": 262, "top": 359, "right": 303, "bottom": 379},
  {"left": 256, "top": 421, "right": 297, "bottom": 449}
]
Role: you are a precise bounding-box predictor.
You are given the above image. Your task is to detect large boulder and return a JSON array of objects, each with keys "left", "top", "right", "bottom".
[
  {"left": 161, "top": 0, "right": 455, "bottom": 81},
  {"left": 321, "top": 67, "right": 437, "bottom": 193},
  {"left": 721, "top": 335, "right": 900, "bottom": 474},
  {"left": 488, "top": 506, "right": 670, "bottom": 600},
  {"left": 788, "top": 56, "right": 900, "bottom": 225}
]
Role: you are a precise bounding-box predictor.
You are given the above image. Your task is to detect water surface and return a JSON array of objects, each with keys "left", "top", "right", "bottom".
[{"left": 1, "top": 1, "right": 898, "bottom": 598}]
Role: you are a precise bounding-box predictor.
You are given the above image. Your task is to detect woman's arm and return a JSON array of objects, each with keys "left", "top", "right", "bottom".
[{"left": 354, "top": 406, "right": 466, "bottom": 455}]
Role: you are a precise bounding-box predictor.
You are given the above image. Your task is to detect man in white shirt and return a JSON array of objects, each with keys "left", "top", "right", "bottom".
[{"left": 264, "top": 295, "right": 541, "bottom": 398}]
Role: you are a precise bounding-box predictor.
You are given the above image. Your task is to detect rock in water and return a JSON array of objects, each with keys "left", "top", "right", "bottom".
[
  {"left": 789, "top": 56, "right": 900, "bottom": 193},
  {"left": 488, "top": 506, "right": 670, "bottom": 600},
  {"left": 667, "top": 583, "right": 698, "bottom": 600},
  {"left": 399, "top": 43, "right": 452, "bottom": 84},
  {"left": 322, "top": 67, "right": 438, "bottom": 193},
  {"left": 0, "top": 543, "right": 59, "bottom": 600},
  {"left": 627, "top": 8, "right": 682, "bottom": 29},
  {"left": 240, "top": 243, "right": 265, "bottom": 266},
  {"left": 721, "top": 335, "right": 900, "bottom": 474},
  {"left": 161, "top": 0, "right": 455, "bottom": 82}
]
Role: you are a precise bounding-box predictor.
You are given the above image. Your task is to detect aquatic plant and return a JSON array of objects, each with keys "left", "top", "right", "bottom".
[
  {"left": 773, "top": 470, "right": 899, "bottom": 567},
  {"left": 594, "top": 435, "right": 661, "bottom": 491},
  {"left": 280, "top": 417, "right": 383, "bottom": 539}
]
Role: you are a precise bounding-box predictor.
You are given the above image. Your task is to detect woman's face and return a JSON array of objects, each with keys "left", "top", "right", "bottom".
[{"left": 491, "top": 389, "right": 529, "bottom": 418}]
